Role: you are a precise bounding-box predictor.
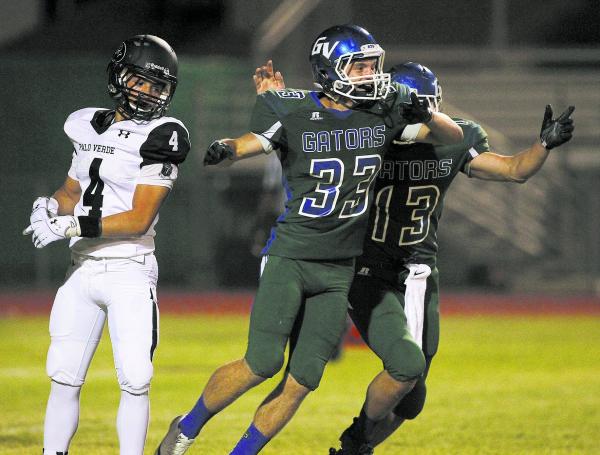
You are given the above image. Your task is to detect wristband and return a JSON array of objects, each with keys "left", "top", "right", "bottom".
[{"left": 77, "top": 216, "right": 102, "bottom": 237}]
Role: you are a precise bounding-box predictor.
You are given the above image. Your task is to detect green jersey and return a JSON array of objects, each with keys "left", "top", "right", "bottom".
[
  {"left": 359, "top": 118, "right": 489, "bottom": 268},
  {"left": 250, "top": 86, "right": 411, "bottom": 260}
]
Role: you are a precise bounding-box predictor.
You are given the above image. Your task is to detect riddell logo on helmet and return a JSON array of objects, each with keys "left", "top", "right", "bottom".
[{"left": 145, "top": 62, "right": 170, "bottom": 75}]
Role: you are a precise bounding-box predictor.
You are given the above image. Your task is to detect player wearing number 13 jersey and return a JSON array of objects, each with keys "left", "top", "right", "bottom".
[
  {"left": 331, "top": 62, "right": 574, "bottom": 454},
  {"left": 22, "top": 35, "right": 190, "bottom": 455},
  {"left": 362, "top": 117, "right": 487, "bottom": 269},
  {"left": 154, "top": 25, "right": 462, "bottom": 455}
]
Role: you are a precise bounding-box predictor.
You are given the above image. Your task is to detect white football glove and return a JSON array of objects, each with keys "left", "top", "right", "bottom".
[
  {"left": 23, "top": 196, "right": 62, "bottom": 248},
  {"left": 23, "top": 212, "right": 81, "bottom": 249},
  {"left": 28, "top": 196, "right": 59, "bottom": 225}
]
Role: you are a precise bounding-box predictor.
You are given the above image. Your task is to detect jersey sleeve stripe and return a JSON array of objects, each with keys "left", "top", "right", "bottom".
[
  {"left": 468, "top": 147, "right": 479, "bottom": 158},
  {"left": 251, "top": 133, "right": 274, "bottom": 153},
  {"left": 261, "top": 121, "right": 282, "bottom": 140}
]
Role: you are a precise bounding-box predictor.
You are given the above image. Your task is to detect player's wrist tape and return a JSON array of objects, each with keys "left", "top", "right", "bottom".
[
  {"left": 400, "top": 123, "right": 423, "bottom": 142},
  {"left": 77, "top": 216, "right": 102, "bottom": 237}
]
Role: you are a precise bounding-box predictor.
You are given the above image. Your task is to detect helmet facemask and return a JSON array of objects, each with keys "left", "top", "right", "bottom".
[
  {"left": 107, "top": 35, "right": 179, "bottom": 122},
  {"left": 331, "top": 45, "right": 391, "bottom": 103},
  {"left": 110, "top": 65, "right": 175, "bottom": 121}
]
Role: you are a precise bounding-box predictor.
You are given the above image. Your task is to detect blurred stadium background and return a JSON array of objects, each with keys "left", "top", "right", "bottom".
[
  {"left": 2, "top": 0, "right": 600, "bottom": 294},
  {"left": 1, "top": 1, "right": 600, "bottom": 453}
]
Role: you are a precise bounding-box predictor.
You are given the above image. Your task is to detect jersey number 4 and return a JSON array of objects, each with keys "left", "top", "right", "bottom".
[
  {"left": 299, "top": 156, "right": 381, "bottom": 218},
  {"left": 82, "top": 158, "right": 104, "bottom": 217},
  {"left": 371, "top": 185, "right": 440, "bottom": 245}
]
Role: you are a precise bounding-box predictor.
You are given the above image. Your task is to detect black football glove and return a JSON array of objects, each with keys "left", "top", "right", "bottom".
[
  {"left": 400, "top": 92, "right": 433, "bottom": 124},
  {"left": 540, "top": 105, "right": 575, "bottom": 150},
  {"left": 203, "top": 140, "right": 234, "bottom": 166}
]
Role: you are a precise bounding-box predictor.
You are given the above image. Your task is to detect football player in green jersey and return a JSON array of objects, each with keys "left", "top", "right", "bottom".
[
  {"left": 250, "top": 60, "right": 574, "bottom": 454},
  {"left": 327, "top": 62, "right": 575, "bottom": 454},
  {"left": 154, "top": 26, "right": 463, "bottom": 455}
]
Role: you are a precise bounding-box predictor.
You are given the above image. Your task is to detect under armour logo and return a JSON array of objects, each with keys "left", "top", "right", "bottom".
[
  {"left": 118, "top": 130, "right": 130, "bottom": 138},
  {"left": 310, "top": 112, "right": 322, "bottom": 121}
]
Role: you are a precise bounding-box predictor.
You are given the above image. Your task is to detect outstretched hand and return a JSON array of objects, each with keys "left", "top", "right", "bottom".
[
  {"left": 400, "top": 92, "right": 433, "bottom": 124},
  {"left": 253, "top": 60, "right": 285, "bottom": 95},
  {"left": 203, "top": 140, "right": 234, "bottom": 166},
  {"left": 540, "top": 105, "right": 575, "bottom": 150}
]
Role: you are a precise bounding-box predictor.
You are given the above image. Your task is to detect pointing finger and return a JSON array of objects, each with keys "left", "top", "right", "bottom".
[{"left": 557, "top": 105, "right": 575, "bottom": 121}]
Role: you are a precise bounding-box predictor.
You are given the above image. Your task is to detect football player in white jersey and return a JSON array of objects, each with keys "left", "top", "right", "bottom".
[{"left": 22, "top": 34, "right": 190, "bottom": 455}]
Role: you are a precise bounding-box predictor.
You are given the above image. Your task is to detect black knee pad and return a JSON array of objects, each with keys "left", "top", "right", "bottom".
[{"left": 393, "top": 378, "right": 427, "bottom": 419}]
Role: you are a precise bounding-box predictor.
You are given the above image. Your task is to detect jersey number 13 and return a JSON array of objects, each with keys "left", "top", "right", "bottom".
[{"left": 371, "top": 185, "right": 440, "bottom": 246}]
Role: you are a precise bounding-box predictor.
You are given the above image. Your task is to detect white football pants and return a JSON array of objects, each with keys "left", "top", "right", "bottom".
[{"left": 46, "top": 253, "right": 159, "bottom": 394}]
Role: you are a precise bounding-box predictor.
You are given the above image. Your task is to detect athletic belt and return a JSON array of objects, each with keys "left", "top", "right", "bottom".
[{"left": 71, "top": 252, "right": 151, "bottom": 269}]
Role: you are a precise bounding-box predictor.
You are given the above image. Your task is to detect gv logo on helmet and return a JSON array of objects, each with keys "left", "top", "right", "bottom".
[{"left": 311, "top": 37, "right": 339, "bottom": 58}]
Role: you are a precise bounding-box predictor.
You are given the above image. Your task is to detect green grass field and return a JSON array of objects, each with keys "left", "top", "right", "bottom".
[{"left": 1, "top": 313, "right": 599, "bottom": 454}]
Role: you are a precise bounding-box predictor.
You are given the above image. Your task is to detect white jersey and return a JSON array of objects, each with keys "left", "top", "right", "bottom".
[{"left": 65, "top": 108, "right": 190, "bottom": 258}]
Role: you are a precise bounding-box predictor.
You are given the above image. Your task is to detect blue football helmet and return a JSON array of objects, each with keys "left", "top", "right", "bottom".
[
  {"left": 389, "top": 62, "right": 442, "bottom": 112},
  {"left": 309, "top": 24, "right": 390, "bottom": 104}
]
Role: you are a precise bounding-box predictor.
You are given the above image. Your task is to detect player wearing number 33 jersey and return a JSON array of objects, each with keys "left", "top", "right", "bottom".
[
  {"left": 22, "top": 35, "right": 190, "bottom": 455},
  {"left": 154, "top": 25, "right": 462, "bottom": 455},
  {"left": 251, "top": 86, "right": 410, "bottom": 260}
]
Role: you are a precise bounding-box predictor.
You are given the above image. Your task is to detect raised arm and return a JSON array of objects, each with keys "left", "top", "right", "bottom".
[
  {"left": 469, "top": 105, "right": 574, "bottom": 183},
  {"left": 400, "top": 92, "right": 463, "bottom": 145},
  {"left": 416, "top": 111, "right": 464, "bottom": 144},
  {"left": 254, "top": 60, "right": 285, "bottom": 95}
]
